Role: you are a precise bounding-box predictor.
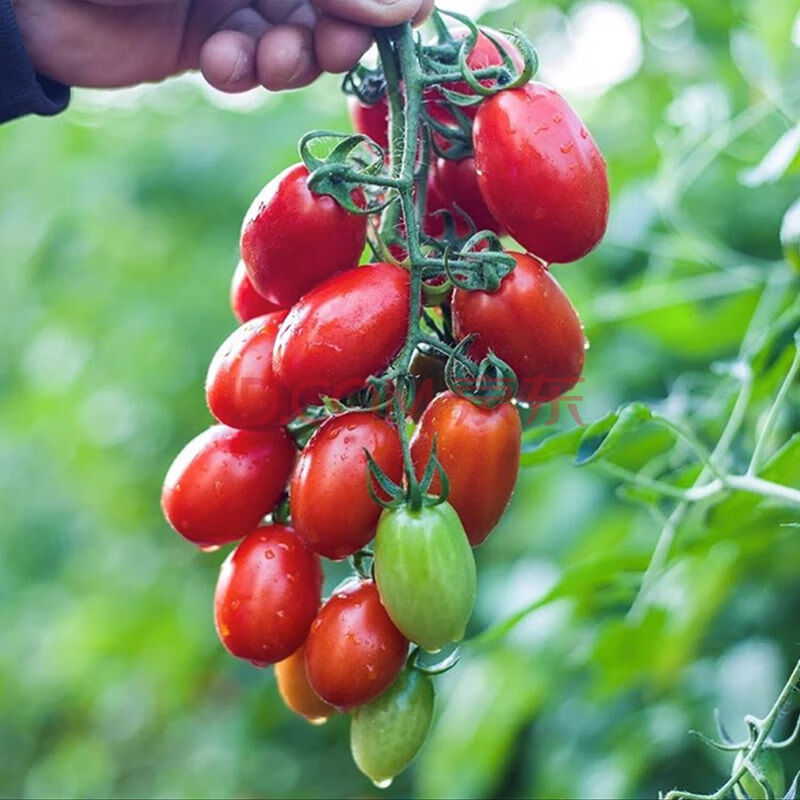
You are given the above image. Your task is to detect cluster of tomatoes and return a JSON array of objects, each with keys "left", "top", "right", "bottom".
[{"left": 161, "top": 18, "right": 608, "bottom": 787}]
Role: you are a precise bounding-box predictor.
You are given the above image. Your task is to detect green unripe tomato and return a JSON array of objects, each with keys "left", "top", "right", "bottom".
[
  {"left": 350, "top": 667, "right": 434, "bottom": 787},
  {"left": 374, "top": 502, "right": 476, "bottom": 653},
  {"left": 733, "top": 748, "right": 786, "bottom": 800}
]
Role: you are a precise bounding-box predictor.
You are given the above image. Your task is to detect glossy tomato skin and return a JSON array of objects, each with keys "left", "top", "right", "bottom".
[
  {"left": 291, "top": 412, "right": 404, "bottom": 560},
  {"left": 214, "top": 525, "right": 322, "bottom": 666},
  {"left": 473, "top": 83, "right": 609, "bottom": 264},
  {"left": 275, "top": 643, "right": 335, "bottom": 724},
  {"left": 349, "top": 95, "right": 390, "bottom": 150},
  {"left": 411, "top": 392, "right": 521, "bottom": 546},
  {"left": 161, "top": 425, "right": 296, "bottom": 548},
  {"left": 351, "top": 667, "right": 434, "bottom": 785},
  {"left": 206, "top": 312, "right": 294, "bottom": 430},
  {"left": 430, "top": 156, "right": 502, "bottom": 235},
  {"left": 241, "top": 163, "right": 368, "bottom": 307},
  {"left": 374, "top": 502, "right": 476, "bottom": 653},
  {"left": 273, "top": 263, "right": 410, "bottom": 407},
  {"left": 230, "top": 260, "right": 282, "bottom": 324},
  {"left": 305, "top": 580, "right": 408, "bottom": 711},
  {"left": 452, "top": 252, "right": 586, "bottom": 404}
]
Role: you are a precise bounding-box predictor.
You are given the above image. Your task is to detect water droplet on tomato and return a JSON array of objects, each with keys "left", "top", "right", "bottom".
[
  {"left": 264, "top": 549, "right": 275, "bottom": 559},
  {"left": 200, "top": 543, "right": 220, "bottom": 553},
  {"left": 560, "top": 141, "right": 574, "bottom": 154},
  {"left": 373, "top": 778, "right": 393, "bottom": 789}
]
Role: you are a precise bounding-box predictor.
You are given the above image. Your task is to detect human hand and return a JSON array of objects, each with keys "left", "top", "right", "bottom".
[{"left": 11, "top": 0, "right": 434, "bottom": 92}]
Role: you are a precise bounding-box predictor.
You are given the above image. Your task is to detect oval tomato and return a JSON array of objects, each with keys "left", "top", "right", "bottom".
[
  {"left": 241, "top": 163, "right": 368, "bottom": 307},
  {"left": 273, "top": 263, "right": 410, "bottom": 407},
  {"left": 161, "top": 425, "right": 296, "bottom": 548},
  {"left": 275, "top": 643, "right": 335, "bottom": 724},
  {"left": 473, "top": 82, "right": 609, "bottom": 263},
  {"left": 206, "top": 312, "right": 294, "bottom": 430},
  {"left": 374, "top": 502, "right": 476, "bottom": 652},
  {"left": 230, "top": 260, "right": 282, "bottom": 324},
  {"left": 214, "top": 525, "right": 322, "bottom": 666},
  {"left": 351, "top": 667, "right": 434, "bottom": 786},
  {"left": 291, "top": 412, "right": 404, "bottom": 560},
  {"left": 411, "top": 392, "right": 521, "bottom": 545},
  {"left": 452, "top": 252, "right": 585, "bottom": 404},
  {"left": 430, "top": 156, "right": 502, "bottom": 234},
  {"left": 305, "top": 579, "right": 408, "bottom": 711},
  {"left": 349, "top": 95, "right": 390, "bottom": 150}
]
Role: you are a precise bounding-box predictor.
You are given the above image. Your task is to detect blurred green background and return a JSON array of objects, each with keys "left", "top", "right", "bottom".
[{"left": 2, "top": 0, "right": 800, "bottom": 797}]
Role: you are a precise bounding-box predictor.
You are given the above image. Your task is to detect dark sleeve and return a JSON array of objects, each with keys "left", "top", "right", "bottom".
[{"left": 0, "top": 0, "right": 70, "bottom": 124}]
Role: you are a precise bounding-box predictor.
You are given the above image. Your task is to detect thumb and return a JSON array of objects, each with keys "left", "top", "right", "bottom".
[{"left": 311, "top": 0, "right": 425, "bottom": 28}]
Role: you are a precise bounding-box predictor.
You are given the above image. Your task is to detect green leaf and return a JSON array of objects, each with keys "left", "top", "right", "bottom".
[{"left": 575, "top": 403, "right": 653, "bottom": 465}]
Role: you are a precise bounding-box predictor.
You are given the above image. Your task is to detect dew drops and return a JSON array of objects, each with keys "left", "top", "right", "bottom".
[
  {"left": 373, "top": 778, "right": 393, "bottom": 789},
  {"left": 276, "top": 609, "right": 285, "bottom": 619},
  {"left": 308, "top": 716, "right": 329, "bottom": 727},
  {"left": 264, "top": 549, "right": 275, "bottom": 559},
  {"left": 200, "top": 544, "right": 220, "bottom": 553},
  {"left": 560, "top": 141, "right": 574, "bottom": 154},
  {"left": 230, "top": 599, "right": 240, "bottom": 610}
]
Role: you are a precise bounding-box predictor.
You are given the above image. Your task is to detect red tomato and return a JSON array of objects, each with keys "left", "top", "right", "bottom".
[
  {"left": 452, "top": 252, "right": 586, "bottom": 403},
  {"left": 230, "top": 260, "right": 282, "bottom": 324},
  {"left": 305, "top": 580, "right": 408, "bottom": 711},
  {"left": 206, "top": 312, "right": 294, "bottom": 430},
  {"left": 275, "top": 643, "right": 335, "bottom": 724},
  {"left": 214, "top": 525, "right": 322, "bottom": 666},
  {"left": 473, "top": 83, "right": 609, "bottom": 263},
  {"left": 290, "top": 412, "right": 404, "bottom": 560},
  {"left": 161, "top": 425, "right": 296, "bottom": 548},
  {"left": 348, "top": 95, "right": 390, "bottom": 150},
  {"left": 240, "top": 163, "right": 368, "bottom": 307},
  {"left": 273, "top": 263, "right": 410, "bottom": 407},
  {"left": 410, "top": 392, "right": 521, "bottom": 545},
  {"left": 430, "top": 156, "right": 502, "bottom": 234},
  {"left": 426, "top": 28, "right": 523, "bottom": 138}
]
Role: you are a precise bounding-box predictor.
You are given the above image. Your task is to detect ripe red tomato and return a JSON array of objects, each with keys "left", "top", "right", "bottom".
[
  {"left": 473, "top": 83, "right": 609, "bottom": 263},
  {"left": 426, "top": 28, "right": 523, "bottom": 130},
  {"left": 349, "top": 95, "right": 390, "bottom": 150},
  {"left": 430, "top": 156, "right": 502, "bottom": 234},
  {"left": 206, "top": 311, "right": 294, "bottom": 430},
  {"left": 305, "top": 579, "right": 408, "bottom": 711},
  {"left": 273, "top": 263, "right": 410, "bottom": 407},
  {"left": 241, "top": 163, "right": 368, "bottom": 307},
  {"left": 452, "top": 252, "right": 586, "bottom": 403},
  {"left": 290, "top": 412, "right": 404, "bottom": 560},
  {"left": 410, "top": 392, "right": 521, "bottom": 545},
  {"left": 275, "top": 643, "right": 335, "bottom": 724},
  {"left": 230, "top": 260, "right": 282, "bottom": 324},
  {"left": 161, "top": 425, "right": 296, "bottom": 548},
  {"left": 214, "top": 525, "right": 322, "bottom": 666}
]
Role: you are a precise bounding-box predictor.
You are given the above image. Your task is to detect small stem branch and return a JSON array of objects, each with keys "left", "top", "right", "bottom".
[
  {"left": 663, "top": 658, "right": 800, "bottom": 800},
  {"left": 748, "top": 333, "right": 800, "bottom": 475}
]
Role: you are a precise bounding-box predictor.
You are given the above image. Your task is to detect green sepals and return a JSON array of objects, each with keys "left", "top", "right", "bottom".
[
  {"left": 342, "top": 63, "right": 387, "bottom": 106},
  {"left": 299, "top": 130, "right": 389, "bottom": 215},
  {"left": 365, "top": 449, "right": 406, "bottom": 510},
  {"left": 443, "top": 338, "right": 517, "bottom": 408},
  {"left": 439, "top": 238, "right": 514, "bottom": 292},
  {"left": 417, "top": 435, "right": 451, "bottom": 507}
]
